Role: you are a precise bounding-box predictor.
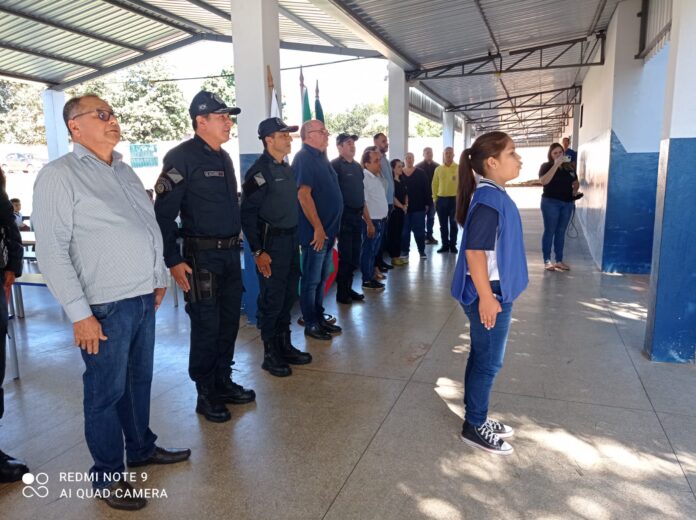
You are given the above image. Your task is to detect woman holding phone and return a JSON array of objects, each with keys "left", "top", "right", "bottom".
[{"left": 538, "top": 142, "right": 579, "bottom": 271}]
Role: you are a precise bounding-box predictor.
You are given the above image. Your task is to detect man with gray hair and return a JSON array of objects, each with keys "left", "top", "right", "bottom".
[
  {"left": 294, "top": 120, "right": 343, "bottom": 341},
  {"left": 33, "top": 94, "right": 190, "bottom": 511}
]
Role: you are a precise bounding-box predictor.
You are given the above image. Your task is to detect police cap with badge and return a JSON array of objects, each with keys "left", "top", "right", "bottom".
[{"left": 154, "top": 91, "right": 241, "bottom": 196}]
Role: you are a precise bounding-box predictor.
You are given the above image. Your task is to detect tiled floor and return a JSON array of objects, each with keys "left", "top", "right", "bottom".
[{"left": 1, "top": 188, "right": 694, "bottom": 519}]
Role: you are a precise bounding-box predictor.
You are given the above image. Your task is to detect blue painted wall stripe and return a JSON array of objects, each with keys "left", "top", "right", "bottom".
[
  {"left": 602, "top": 131, "right": 659, "bottom": 273},
  {"left": 645, "top": 137, "right": 696, "bottom": 363}
]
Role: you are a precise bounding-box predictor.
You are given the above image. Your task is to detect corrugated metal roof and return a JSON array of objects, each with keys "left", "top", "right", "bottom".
[
  {"left": 0, "top": 0, "right": 625, "bottom": 142},
  {"left": 0, "top": 0, "right": 375, "bottom": 86},
  {"left": 331, "top": 0, "right": 621, "bottom": 140}
]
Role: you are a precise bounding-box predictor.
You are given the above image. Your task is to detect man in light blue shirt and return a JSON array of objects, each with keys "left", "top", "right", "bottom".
[
  {"left": 33, "top": 94, "right": 190, "bottom": 511},
  {"left": 373, "top": 132, "right": 394, "bottom": 270}
]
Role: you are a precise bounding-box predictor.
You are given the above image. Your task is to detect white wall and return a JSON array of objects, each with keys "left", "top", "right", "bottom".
[
  {"left": 579, "top": 11, "right": 617, "bottom": 147},
  {"left": 612, "top": 0, "right": 668, "bottom": 152}
]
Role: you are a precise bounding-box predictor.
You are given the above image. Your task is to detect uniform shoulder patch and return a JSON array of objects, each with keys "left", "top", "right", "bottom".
[
  {"left": 165, "top": 168, "right": 184, "bottom": 184},
  {"left": 155, "top": 167, "right": 184, "bottom": 196},
  {"left": 242, "top": 170, "right": 267, "bottom": 196}
]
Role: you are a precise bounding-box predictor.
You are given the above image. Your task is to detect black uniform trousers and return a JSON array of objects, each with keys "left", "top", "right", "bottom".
[
  {"left": 185, "top": 248, "right": 242, "bottom": 385},
  {"left": 256, "top": 233, "right": 300, "bottom": 343},
  {"left": 0, "top": 287, "right": 7, "bottom": 419},
  {"left": 386, "top": 207, "right": 406, "bottom": 259},
  {"left": 336, "top": 209, "right": 363, "bottom": 300}
]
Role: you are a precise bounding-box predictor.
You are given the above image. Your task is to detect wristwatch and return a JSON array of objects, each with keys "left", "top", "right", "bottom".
[{"left": 253, "top": 249, "right": 265, "bottom": 258}]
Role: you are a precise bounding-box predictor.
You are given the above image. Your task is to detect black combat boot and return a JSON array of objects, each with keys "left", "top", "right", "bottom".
[
  {"left": 261, "top": 339, "right": 292, "bottom": 377},
  {"left": 216, "top": 374, "right": 256, "bottom": 405},
  {"left": 279, "top": 331, "right": 312, "bottom": 365},
  {"left": 195, "top": 382, "right": 231, "bottom": 423}
]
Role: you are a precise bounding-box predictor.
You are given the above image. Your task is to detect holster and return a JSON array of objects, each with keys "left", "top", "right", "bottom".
[{"left": 184, "top": 254, "right": 216, "bottom": 304}]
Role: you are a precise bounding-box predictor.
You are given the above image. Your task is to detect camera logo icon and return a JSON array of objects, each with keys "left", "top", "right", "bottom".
[{"left": 22, "top": 472, "right": 49, "bottom": 498}]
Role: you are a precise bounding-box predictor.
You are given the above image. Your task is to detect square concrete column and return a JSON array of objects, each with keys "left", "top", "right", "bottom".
[
  {"left": 442, "top": 111, "right": 454, "bottom": 149},
  {"left": 645, "top": 0, "right": 696, "bottom": 362},
  {"left": 230, "top": 0, "right": 282, "bottom": 324},
  {"left": 42, "top": 90, "right": 69, "bottom": 160},
  {"left": 387, "top": 61, "right": 408, "bottom": 160},
  {"left": 463, "top": 121, "right": 472, "bottom": 149}
]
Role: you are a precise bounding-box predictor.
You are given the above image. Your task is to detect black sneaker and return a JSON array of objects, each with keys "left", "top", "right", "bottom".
[
  {"left": 419, "top": 251, "right": 427, "bottom": 259},
  {"left": 350, "top": 290, "right": 365, "bottom": 301},
  {"left": 362, "top": 280, "right": 385, "bottom": 291},
  {"left": 460, "top": 421, "right": 513, "bottom": 455},
  {"left": 484, "top": 418, "right": 514, "bottom": 439},
  {"left": 450, "top": 246, "right": 458, "bottom": 254},
  {"left": 437, "top": 246, "right": 449, "bottom": 253}
]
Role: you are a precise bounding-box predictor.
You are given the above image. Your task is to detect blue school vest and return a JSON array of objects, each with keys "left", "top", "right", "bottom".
[{"left": 451, "top": 185, "right": 528, "bottom": 305}]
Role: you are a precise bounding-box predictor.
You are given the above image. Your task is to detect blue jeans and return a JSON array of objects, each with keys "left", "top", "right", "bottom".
[
  {"left": 401, "top": 210, "right": 426, "bottom": 255},
  {"left": 541, "top": 197, "right": 574, "bottom": 262},
  {"left": 461, "top": 281, "right": 513, "bottom": 426},
  {"left": 82, "top": 293, "right": 158, "bottom": 489},
  {"left": 300, "top": 238, "right": 334, "bottom": 327},
  {"left": 425, "top": 203, "right": 436, "bottom": 239},
  {"left": 361, "top": 219, "right": 383, "bottom": 282}
]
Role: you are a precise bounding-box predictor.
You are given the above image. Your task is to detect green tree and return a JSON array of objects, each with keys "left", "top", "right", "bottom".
[
  {"left": 413, "top": 114, "right": 443, "bottom": 137},
  {"left": 200, "top": 67, "right": 236, "bottom": 106},
  {"left": 68, "top": 58, "right": 188, "bottom": 143},
  {"left": 0, "top": 80, "right": 46, "bottom": 144},
  {"left": 325, "top": 103, "right": 388, "bottom": 137}
]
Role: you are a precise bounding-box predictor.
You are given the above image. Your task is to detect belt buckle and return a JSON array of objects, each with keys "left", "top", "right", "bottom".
[{"left": 216, "top": 239, "right": 223, "bottom": 250}]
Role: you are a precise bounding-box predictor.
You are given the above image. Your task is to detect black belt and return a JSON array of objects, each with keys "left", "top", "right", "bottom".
[
  {"left": 184, "top": 236, "right": 241, "bottom": 251},
  {"left": 266, "top": 226, "right": 297, "bottom": 237},
  {"left": 343, "top": 206, "right": 364, "bottom": 214}
]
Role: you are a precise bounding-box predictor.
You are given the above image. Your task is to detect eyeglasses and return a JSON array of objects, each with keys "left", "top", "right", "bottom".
[
  {"left": 307, "top": 128, "right": 329, "bottom": 136},
  {"left": 71, "top": 109, "right": 117, "bottom": 122}
]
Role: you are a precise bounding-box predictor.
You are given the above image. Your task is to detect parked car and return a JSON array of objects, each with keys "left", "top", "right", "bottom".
[{"left": 1, "top": 152, "right": 45, "bottom": 173}]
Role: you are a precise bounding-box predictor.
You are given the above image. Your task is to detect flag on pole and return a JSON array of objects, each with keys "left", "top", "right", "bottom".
[
  {"left": 300, "top": 66, "right": 312, "bottom": 122},
  {"left": 267, "top": 65, "right": 281, "bottom": 118},
  {"left": 314, "top": 80, "right": 325, "bottom": 123}
]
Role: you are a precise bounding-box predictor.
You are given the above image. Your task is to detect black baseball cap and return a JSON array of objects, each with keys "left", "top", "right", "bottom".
[
  {"left": 189, "top": 90, "right": 241, "bottom": 119},
  {"left": 258, "top": 117, "right": 299, "bottom": 139},
  {"left": 336, "top": 133, "right": 358, "bottom": 145}
]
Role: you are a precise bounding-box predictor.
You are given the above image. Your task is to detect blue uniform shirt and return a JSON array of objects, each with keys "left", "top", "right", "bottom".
[
  {"left": 154, "top": 134, "right": 241, "bottom": 267},
  {"left": 293, "top": 143, "right": 343, "bottom": 246}
]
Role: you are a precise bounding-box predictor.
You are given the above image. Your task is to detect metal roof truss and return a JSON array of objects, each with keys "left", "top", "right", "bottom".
[
  {"left": 447, "top": 86, "right": 582, "bottom": 113},
  {"left": 407, "top": 35, "right": 605, "bottom": 82}
]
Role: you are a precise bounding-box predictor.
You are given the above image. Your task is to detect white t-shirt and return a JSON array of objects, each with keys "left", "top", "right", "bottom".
[
  {"left": 465, "top": 181, "right": 502, "bottom": 281},
  {"left": 363, "top": 169, "right": 388, "bottom": 220}
]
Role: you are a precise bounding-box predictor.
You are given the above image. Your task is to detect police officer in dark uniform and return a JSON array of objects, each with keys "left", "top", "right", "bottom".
[
  {"left": 331, "top": 133, "right": 366, "bottom": 305},
  {"left": 154, "top": 91, "right": 255, "bottom": 423},
  {"left": 240, "top": 118, "right": 312, "bottom": 377}
]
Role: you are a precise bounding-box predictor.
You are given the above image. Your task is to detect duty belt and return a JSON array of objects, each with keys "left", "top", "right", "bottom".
[
  {"left": 184, "top": 236, "right": 241, "bottom": 251},
  {"left": 265, "top": 225, "right": 297, "bottom": 237}
]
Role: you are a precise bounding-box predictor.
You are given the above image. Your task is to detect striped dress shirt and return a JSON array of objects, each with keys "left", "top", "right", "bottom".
[{"left": 33, "top": 143, "right": 168, "bottom": 323}]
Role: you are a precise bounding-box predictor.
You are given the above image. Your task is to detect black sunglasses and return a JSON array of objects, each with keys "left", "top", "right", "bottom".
[{"left": 72, "top": 109, "right": 117, "bottom": 122}]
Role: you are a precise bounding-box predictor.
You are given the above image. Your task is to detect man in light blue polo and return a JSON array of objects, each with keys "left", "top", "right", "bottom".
[{"left": 33, "top": 94, "right": 190, "bottom": 511}]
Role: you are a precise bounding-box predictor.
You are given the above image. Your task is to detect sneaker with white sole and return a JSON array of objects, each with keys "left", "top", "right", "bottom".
[
  {"left": 484, "top": 418, "right": 514, "bottom": 439},
  {"left": 460, "top": 421, "right": 513, "bottom": 455}
]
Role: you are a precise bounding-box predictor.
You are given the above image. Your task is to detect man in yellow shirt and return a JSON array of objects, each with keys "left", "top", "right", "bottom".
[{"left": 431, "top": 147, "right": 459, "bottom": 253}]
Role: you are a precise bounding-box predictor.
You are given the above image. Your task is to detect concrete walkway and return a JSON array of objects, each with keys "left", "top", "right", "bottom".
[{"left": 1, "top": 187, "right": 694, "bottom": 519}]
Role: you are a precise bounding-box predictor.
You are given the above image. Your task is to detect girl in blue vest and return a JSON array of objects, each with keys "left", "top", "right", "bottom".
[{"left": 451, "top": 131, "right": 529, "bottom": 455}]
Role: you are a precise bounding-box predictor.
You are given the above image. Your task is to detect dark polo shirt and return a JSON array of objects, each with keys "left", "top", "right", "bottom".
[
  {"left": 331, "top": 156, "right": 364, "bottom": 210},
  {"left": 293, "top": 143, "right": 343, "bottom": 245}
]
